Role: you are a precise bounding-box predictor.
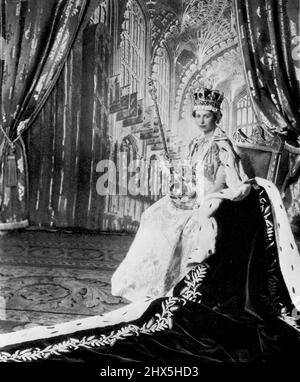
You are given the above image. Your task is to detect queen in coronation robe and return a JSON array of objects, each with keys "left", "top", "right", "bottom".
[
  {"left": 111, "top": 88, "right": 253, "bottom": 302},
  {"left": 1, "top": 88, "right": 300, "bottom": 362}
]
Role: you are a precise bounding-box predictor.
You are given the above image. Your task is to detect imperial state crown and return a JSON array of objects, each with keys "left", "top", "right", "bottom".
[{"left": 192, "top": 87, "right": 224, "bottom": 113}]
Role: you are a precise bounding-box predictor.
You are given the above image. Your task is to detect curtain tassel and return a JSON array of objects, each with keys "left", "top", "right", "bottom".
[{"left": 6, "top": 147, "right": 18, "bottom": 187}]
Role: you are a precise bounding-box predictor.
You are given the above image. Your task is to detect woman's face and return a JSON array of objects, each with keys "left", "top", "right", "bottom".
[{"left": 193, "top": 110, "right": 217, "bottom": 135}]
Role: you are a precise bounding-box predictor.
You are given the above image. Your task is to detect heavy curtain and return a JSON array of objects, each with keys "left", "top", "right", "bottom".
[
  {"left": 0, "top": 0, "right": 97, "bottom": 229},
  {"left": 234, "top": 0, "right": 300, "bottom": 140}
]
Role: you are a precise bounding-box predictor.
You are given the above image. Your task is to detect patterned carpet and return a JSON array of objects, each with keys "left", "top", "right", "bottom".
[
  {"left": 0, "top": 229, "right": 298, "bottom": 335},
  {"left": 0, "top": 230, "right": 133, "bottom": 334}
]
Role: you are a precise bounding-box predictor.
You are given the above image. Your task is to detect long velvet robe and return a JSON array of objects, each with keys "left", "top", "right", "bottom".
[{"left": 0, "top": 183, "right": 299, "bottom": 362}]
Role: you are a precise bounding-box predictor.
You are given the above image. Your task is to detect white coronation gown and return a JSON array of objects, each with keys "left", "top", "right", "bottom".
[{"left": 111, "top": 128, "right": 251, "bottom": 302}]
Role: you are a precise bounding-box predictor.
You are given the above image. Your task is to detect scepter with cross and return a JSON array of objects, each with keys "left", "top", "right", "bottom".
[{"left": 148, "top": 78, "right": 195, "bottom": 199}]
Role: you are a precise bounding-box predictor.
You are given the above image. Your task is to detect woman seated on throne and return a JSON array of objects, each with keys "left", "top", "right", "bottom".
[
  {"left": 111, "top": 88, "right": 252, "bottom": 302},
  {"left": 1, "top": 88, "right": 300, "bottom": 362}
]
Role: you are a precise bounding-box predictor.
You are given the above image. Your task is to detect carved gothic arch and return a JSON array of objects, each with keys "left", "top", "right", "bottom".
[
  {"left": 175, "top": 44, "right": 240, "bottom": 120},
  {"left": 121, "top": 134, "right": 139, "bottom": 155}
]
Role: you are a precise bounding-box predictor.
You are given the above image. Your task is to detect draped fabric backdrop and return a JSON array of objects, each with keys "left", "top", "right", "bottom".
[
  {"left": 1, "top": 0, "right": 299, "bottom": 231},
  {"left": 234, "top": 0, "right": 300, "bottom": 144},
  {"left": 25, "top": 19, "right": 112, "bottom": 230},
  {"left": 234, "top": 0, "right": 300, "bottom": 230},
  {"left": 0, "top": 0, "right": 97, "bottom": 229}
]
